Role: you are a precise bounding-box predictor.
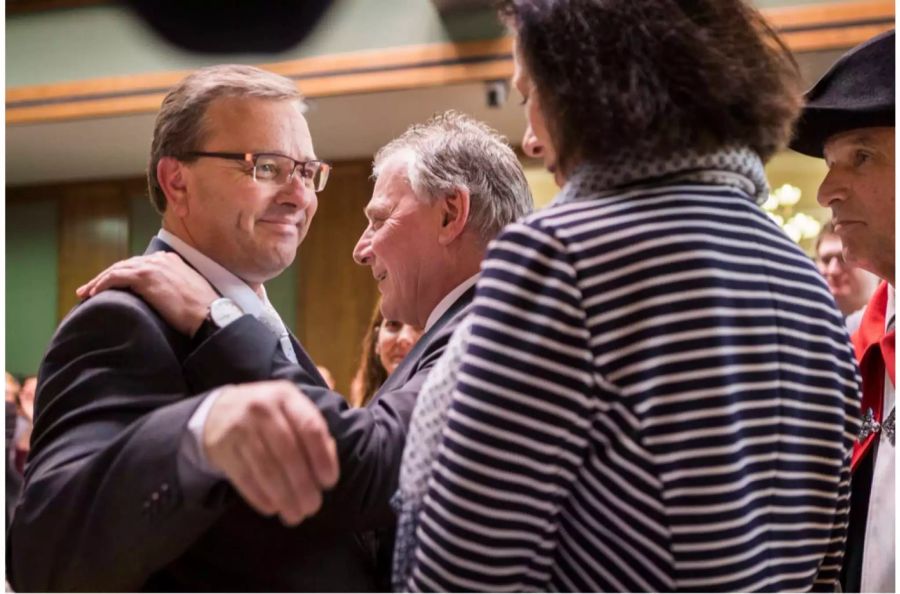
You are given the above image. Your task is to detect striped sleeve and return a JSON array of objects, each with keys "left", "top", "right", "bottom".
[
  {"left": 812, "top": 449, "right": 853, "bottom": 591},
  {"left": 407, "top": 221, "right": 595, "bottom": 592}
]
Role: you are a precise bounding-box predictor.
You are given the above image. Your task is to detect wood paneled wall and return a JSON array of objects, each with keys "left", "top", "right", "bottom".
[
  {"left": 296, "top": 160, "right": 379, "bottom": 396},
  {"left": 56, "top": 182, "right": 130, "bottom": 319}
]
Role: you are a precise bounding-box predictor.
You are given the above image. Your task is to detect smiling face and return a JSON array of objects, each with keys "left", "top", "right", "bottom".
[
  {"left": 352, "top": 153, "right": 447, "bottom": 327},
  {"left": 375, "top": 319, "right": 422, "bottom": 374},
  {"left": 818, "top": 127, "right": 895, "bottom": 284},
  {"left": 512, "top": 40, "right": 562, "bottom": 187},
  {"left": 166, "top": 96, "right": 318, "bottom": 287}
]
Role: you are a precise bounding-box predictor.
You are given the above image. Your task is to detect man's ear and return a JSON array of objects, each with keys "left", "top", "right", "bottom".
[
  {"left": 437, "top": 186, "right": 471, "bottom": 246},
  {"left": 157, "top": 157, "right": 191, "bottom": 217}
]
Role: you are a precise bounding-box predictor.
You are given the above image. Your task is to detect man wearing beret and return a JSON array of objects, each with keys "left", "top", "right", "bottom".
[{"left": 791, "top": 29, "right": 894, "bottom": 593}]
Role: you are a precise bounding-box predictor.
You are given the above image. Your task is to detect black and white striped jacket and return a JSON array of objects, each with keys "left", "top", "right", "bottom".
[{"left": 408, "top": 168, "right": 862, "bottom": 592}]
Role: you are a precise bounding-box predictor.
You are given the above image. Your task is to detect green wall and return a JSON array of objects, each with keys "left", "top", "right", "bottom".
[
  {"left": 267, "top": 263, "right": 299, "bottom": 335},
  {"left": 6, "top": 198, "right": 59, "bottom": 376},
  {"left": 128, "top": 191, "right": 161, "bottom": 256}
]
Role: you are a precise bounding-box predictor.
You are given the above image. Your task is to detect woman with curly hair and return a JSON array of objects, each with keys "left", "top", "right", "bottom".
[{"left": 395, "top": 1, "right": 862, "bottom": 591}]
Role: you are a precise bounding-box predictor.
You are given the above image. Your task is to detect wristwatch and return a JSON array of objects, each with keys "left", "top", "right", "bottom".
[
  {"left": 208, "top": 297, "right": 244, "bottom": 328},
  {"left": 192, "top": 297, "right": 244, "bottom": 346}
]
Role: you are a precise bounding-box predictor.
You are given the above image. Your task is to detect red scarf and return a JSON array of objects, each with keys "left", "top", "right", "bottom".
[{"left": 851, "top": 281, "right": 896, "bottom": 471}]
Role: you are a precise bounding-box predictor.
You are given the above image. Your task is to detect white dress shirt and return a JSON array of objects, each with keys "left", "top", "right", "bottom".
[{"left": 423, "top": 274, "right": 479, "bottom": 332}]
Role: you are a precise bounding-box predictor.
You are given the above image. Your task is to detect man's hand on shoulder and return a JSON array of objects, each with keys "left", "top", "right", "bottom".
[
  {"left": 76, "top": 252, "right": 216, "bottom": 336},
  {"left": 204, "top": 380, "right": 340, "bottom": 526}
]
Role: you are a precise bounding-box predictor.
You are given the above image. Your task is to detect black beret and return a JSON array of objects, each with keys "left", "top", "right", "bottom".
[{"left": 790, "top": 29, "right": 894, "bottom": 158}]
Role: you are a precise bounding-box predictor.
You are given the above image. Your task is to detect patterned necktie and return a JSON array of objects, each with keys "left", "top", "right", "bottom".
[{"left": 258, "top": 303, "right": 299, "bottom": 365}]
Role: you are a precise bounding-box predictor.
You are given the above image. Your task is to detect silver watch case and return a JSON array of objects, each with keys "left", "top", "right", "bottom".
[{"left": 208, "top": 297, "right": 244, "bottom": 328}]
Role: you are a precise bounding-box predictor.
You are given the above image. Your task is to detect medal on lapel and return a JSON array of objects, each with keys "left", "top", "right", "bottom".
[
  {"left": 859, "top": 407, "right": 896, "bottom": 447},
  {"left": 859, "top": 407, "right": 881, "bottom": 442}
]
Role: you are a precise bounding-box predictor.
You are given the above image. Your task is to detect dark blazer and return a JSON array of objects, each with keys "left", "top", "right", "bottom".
[{"left": 7, "top": 237, "right": 474, "bottom": 592}]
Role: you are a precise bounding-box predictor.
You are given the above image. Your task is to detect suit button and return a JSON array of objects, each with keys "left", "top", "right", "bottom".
[{"left": 151, "top": 491, "right": 160, "bottom": 502}]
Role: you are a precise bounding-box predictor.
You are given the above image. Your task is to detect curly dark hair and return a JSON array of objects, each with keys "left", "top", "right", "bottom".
[
  {"left": 350, "top": 300, "right": 389, "bottom": 408},
  {"left": 499, "top": 0, "right": 802, "bottom": 173}
]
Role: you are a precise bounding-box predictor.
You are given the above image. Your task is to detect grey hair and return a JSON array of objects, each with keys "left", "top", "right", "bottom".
[
  {"left": 373, "top": 110, "right": 533, "bottom": 243},
  {"left": 148, "top": 64, "right": 304, "bottom": 214}
]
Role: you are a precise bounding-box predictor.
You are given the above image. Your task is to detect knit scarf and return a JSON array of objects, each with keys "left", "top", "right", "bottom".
[{"left": 556, "top": 145, "right": 770, "bottom": 207}]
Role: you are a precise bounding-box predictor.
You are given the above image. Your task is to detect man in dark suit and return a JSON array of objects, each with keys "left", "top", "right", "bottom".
[{"left": 8, "top": 64, "right": 532, "bottom": 591}]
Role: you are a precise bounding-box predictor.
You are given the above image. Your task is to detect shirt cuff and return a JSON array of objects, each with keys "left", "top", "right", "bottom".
[{"left": 180, "top": 388, "right": 227, "bottom": 480}]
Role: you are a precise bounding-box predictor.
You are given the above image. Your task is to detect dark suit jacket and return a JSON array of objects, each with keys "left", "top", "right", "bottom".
[{"left": 7, "top": 237, "right": 474, "bottom": 592}]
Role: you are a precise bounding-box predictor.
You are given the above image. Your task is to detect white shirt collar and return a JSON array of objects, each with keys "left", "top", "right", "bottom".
[
  {"left": 424, "top": 274, "right": 479, "bottom": 332},
  {"left": 157, "top": 229, "right": 271, "bottom": 318}
]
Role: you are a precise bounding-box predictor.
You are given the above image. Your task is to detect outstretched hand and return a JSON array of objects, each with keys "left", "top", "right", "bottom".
[
  {"left": 76, "top": 252, "right": 218, "bottom": 336},
  {"left": 204, "top": 380, "right": 340, "bottom": 525}
]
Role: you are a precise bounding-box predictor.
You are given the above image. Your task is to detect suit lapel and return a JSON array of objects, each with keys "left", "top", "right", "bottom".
[
  {"left": 287, "top": 333, "right": 327, "bottom": 387},
  {"left": 378, "top": 286, "right": 476, "bottom": 394},
  {"left": 145, "top": 236, "right": 172, "bottom": 255}
]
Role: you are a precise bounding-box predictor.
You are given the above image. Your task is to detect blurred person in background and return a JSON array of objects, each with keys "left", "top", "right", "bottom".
[
  {"left": 791, "top": 29, "right": 895, "bottom": 594},
  {"left": 10, "top": 375, "right": 35, "bottom": 476},
  {"left": 815, "top": 222, "right": 879, "bottom": 332},
  {"left": 16, "top": 375, "right": 36, "bottom": 425},
  {"left": 350, "top": 298, "right": 422, "bottom": 407},
  {"left": 5, "top": 372, "right": 20, "bottom": 451},
  {"left": 5, "top": 372, "right": 19, "bottom": 406},
  {"left": 398, "top": 1, "right": 861, "bottom": 591},
  {"left": 5, "top": 372, "right": 21, "bottom": 531}
]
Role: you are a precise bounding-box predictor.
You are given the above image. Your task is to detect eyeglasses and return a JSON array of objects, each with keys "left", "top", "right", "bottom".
[{"left": 184, "top": 151, "right": 331, "bottom": 192}]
